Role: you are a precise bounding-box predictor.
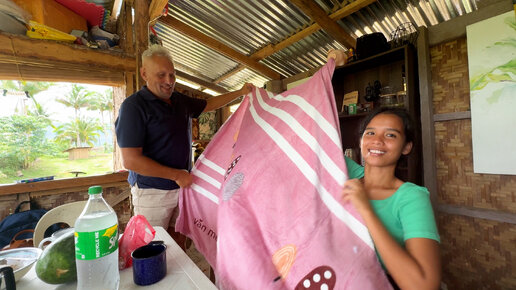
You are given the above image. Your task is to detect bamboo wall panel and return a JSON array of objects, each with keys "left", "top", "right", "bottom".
[
  {"left": 435, "top": 120, "right": 516, "bottom": 212},
  {"left": 431, "top": 37, "right": 516, "bottom": 289},
  {"left": 431, "top": 38, "right": 471, "bottom": 114},
  {"left": 438, "top": 213, "right": 516, "bottom": 289}
]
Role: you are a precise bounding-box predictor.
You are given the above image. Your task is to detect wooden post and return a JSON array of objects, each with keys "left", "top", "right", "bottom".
[
  {"left": 133, "top": 0, "right": 150, "bottom": 89},
  {"left": 417, "top": 27, "right": 438, "bottom": 207},
  {"left": 116, "top": 2, "right": 134, "bottom": 54},
  {"left": 112, "top": 72, "right": 135, "bottom": 171}
]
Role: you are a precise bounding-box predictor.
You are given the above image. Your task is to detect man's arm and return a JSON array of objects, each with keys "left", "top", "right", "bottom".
[
  {"left": 203, "top": 83, "right": 253, "bottom": 113},
  {"left": 120, "top": 147, "right": 193, "bottom": 188}
]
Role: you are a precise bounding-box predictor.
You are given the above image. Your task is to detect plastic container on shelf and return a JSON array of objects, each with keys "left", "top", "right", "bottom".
[
  {"left": 26, "top": 21, "right": 76, "bottom": 42},
  {"left": 12, "top": 0, "right": 87, "bottom": 33},
  {"left": 75, "top": 186, "right": 120, "bottom": 290}
]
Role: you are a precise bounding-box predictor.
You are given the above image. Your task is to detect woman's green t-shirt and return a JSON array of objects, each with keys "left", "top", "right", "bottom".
[{"left": 344, "top": 157, "right": 440, "bottom": 267}]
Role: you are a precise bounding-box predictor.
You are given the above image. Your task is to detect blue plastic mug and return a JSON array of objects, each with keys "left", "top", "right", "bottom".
[
  {"left": 0, "top": 266, "right": 15, "bottom": 290},
  {"left": 131, "top": 241, "right": 167, "bottom": 286}
]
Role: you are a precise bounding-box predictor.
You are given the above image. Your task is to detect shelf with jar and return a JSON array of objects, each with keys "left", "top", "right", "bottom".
[{"left": 332, "top": 44, "right": 421, "bottom": 184}]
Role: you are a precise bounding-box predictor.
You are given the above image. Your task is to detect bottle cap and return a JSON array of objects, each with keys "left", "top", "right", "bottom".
[{"left": 88, "top": 185, "right": 102, "bottom": 195}]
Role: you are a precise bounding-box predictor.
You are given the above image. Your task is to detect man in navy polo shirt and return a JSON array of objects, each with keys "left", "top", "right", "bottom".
[{"left": 115, "top": 45, "right": 252, "bottom": 243}]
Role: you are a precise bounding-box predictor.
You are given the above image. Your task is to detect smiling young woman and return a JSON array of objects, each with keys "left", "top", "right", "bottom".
[{"left": 341, "top": 107, "right": 441, "bottom": 290}]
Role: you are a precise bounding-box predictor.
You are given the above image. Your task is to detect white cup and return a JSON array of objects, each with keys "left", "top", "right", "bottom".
[{"left": 38, "top": 228, "right": 75, "bottom": 249}]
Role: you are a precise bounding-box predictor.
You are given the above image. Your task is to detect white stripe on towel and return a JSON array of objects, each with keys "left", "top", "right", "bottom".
[
  {"left": 249, "top": 89, "right": 373, "bottom": 249},
  {"left": 191, "top": 183, "right": 219, "bottom": 205}
]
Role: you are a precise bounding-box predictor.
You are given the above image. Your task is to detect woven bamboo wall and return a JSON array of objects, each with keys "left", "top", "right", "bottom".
[{"left": 431, "top": 38, "right": 516, "bottom": 289}]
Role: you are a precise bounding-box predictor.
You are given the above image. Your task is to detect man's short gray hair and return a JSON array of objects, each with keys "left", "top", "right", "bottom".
[{"left": 142, "top": 45, "right": 174, "bottom": 64}]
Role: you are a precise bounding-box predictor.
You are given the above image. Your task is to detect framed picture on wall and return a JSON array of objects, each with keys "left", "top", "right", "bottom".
[{"left": 467, "top": 11, "right": 516, "bottom": 174}]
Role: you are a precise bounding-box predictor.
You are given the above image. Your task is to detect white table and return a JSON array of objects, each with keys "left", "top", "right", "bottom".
[{"left": 16, "top": 227, "right": 217, "bottom": 289}]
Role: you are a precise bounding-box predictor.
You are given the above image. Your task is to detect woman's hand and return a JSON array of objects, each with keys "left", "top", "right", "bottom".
[
  {"left": 327, "top": 49, "right": 348, "bottom": 66},
  {"left": 341, "top": 179, "right": 372, "bottom": 215},
  {"left": 342, "top": 179, "right": 441, "bottom": 289}
]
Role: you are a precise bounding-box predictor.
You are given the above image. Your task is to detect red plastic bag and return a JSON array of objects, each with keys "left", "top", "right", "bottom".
[{"left": 118, "top": 215, "right": 155, "bottom": 269}]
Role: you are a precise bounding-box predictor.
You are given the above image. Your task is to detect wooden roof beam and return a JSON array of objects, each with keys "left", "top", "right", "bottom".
[
  {"left": 213, "top": 66, "right": 246, "bottom": 84},
  {"left": 161, "top": 15, "right": 282, "bottom": 80},
  {"left": 175, "top": 70, "right": 229, "bottom": 94},
  {"left": 289, "top": 0, "right": 356, "bottom": 48},
  {"left": 174, "top": 82, "right": 213, "bottom": 100},
  {"left": 331, "top": 0, "right": 378, "bottom": 20},
  {"left": 149, "top": 0, "right": 169, "bottom": 23},
  {"left": 215, "top": 0, "right": 375, "bottom": 84},
  {"left": 254, "top": 0, "right": 376, "bottom": 58}
]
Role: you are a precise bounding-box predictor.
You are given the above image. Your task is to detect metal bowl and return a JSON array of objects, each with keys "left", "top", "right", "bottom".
[{"left": 0, "top": 247, "right": 42, "bottom": 282}]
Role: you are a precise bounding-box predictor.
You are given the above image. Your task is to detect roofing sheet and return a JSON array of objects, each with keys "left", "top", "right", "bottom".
[{"left": 155, "top": 0, "right": 481, "bottom": 92}]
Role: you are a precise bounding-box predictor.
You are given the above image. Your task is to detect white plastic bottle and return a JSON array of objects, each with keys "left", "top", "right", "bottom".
[{"left": 75, "top": 185, "right": 120, "bottom": 290}]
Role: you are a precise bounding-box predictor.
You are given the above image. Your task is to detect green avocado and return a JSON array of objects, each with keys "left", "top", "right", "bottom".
[{"left": 35, "top": 229, "right": 77, "bottom": 284}]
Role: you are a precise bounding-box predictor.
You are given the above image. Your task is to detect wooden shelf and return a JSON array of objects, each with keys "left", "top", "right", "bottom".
[
  {"left": 0, "top": 172, "right": 129, "bottom": 196},
  {"left": 338, "top": 112, "right": 369, "bottom": 119},
  {"left": 332, "top": 44, "right": 422, "bottom": 184},
  {"left": 0, "top": 32, "right": 136, "bottom": 85},
  {"left": 334, "top": 45, "right": 406, "bottom": 74}
]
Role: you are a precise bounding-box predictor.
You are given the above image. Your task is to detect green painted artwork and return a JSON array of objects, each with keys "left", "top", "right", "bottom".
[{"left": 467, "top": 11, "right": 516, "bottom": 174}]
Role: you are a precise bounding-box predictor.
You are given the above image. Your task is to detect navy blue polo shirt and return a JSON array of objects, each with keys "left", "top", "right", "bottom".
[{"left": 115, "top": 86, "right": 207, "bottom": 190}]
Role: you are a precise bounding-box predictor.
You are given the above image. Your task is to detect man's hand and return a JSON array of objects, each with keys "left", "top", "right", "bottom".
[
  {"left": 240, "top": 82, "right": 254, "bottom": 95},
  {"left": 174, "top": 170, "right": 193, "bottom": 188},
  {"left": 203, "top": 82, "right": 255, "bottom": 113}
]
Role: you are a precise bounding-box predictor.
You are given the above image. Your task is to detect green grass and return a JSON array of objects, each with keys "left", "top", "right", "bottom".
[{"left": 0, "top": 150, "right": 113, "bottom": 184}]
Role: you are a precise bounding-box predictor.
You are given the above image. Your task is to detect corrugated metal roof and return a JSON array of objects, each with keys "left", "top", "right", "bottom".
[
  {"left": 155, "top": 23, "right": 239, "bottom": 79},
  {"left": 155, "top": 0, "right": 481, "bottom": 92}
]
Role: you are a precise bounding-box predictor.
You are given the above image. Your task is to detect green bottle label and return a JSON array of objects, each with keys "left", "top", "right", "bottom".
[{"left": 75, "top": 224, "right": 118, "bottom": 260}]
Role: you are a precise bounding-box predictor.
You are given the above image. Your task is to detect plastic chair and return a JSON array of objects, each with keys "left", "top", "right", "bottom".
[{"left": 33, "top": 201, "right": 87, "bottom": 247}]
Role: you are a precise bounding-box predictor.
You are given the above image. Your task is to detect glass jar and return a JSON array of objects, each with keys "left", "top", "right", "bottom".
[
  {"left": 396, "top": 91, "right": 407, "bottom": 107},
  {"left": 379, "top": 93, "right": 397, "bottom": 107}
]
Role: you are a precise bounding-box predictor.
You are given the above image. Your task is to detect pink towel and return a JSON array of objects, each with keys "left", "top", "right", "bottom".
[{"left": 176, "top": 60, "right": 392, "bottom": 289}]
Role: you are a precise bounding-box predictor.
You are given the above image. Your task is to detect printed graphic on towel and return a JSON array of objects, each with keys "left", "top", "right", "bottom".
[
  {"left": 177, "top": 60, "right": 392, "bottom": 289},
  {"left": 193, "top": 218, "right": 217, "bottom": 241},
  {"left": 224, "top": 155, "right": 241, "bottom": 180},
  {"left": 295, "top": 266, "right": 336, "bottom": 290},
  {"left": 272, "top": 244, "right": 297, "bottom": 279},
  {"left": 222, "top": 172, "right": 245, "bottom": 201}
]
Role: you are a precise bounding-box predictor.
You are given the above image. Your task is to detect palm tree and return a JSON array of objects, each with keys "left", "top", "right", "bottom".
[
  {"left": 87, "top": 89, "right": 113, "bottom": 129},
  {"left": 0, "top": 80, "right": 54, "bottom": 120},
  {"left": 54, "top": 117, "right": 103, "bottom": 148},
  {"left": 87, "top": 89, "right": 113, "bottom": 149},
  {"left": 56, "top": 84, "right": 95, "bottom": 119}
]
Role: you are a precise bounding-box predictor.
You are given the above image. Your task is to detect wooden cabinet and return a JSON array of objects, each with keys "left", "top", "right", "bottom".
[{"left": 332, "top": 45, "right": 422, "bottom": 185}]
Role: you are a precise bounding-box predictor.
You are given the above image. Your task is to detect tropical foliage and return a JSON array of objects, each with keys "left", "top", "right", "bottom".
[
  {"left": 56, "top": 84, "right": 96, "bottom": 119},
  {"left": 0, "top": 115, "right": 50, "bottom": 171},
  {"left": 1, "top": 80, "right": 54, "bottom": 120},
  {"left": 54, "top": 117, "right": 103, "bottom": 148},
  {"left": 0, "top": 81, "right": 113, "bottom": 181},
  {"left": 87, "top": 89, "right": 113, "bottom": 150},
  {"left": 54, "top": 85, "right": 107, "bottom": 148}
]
